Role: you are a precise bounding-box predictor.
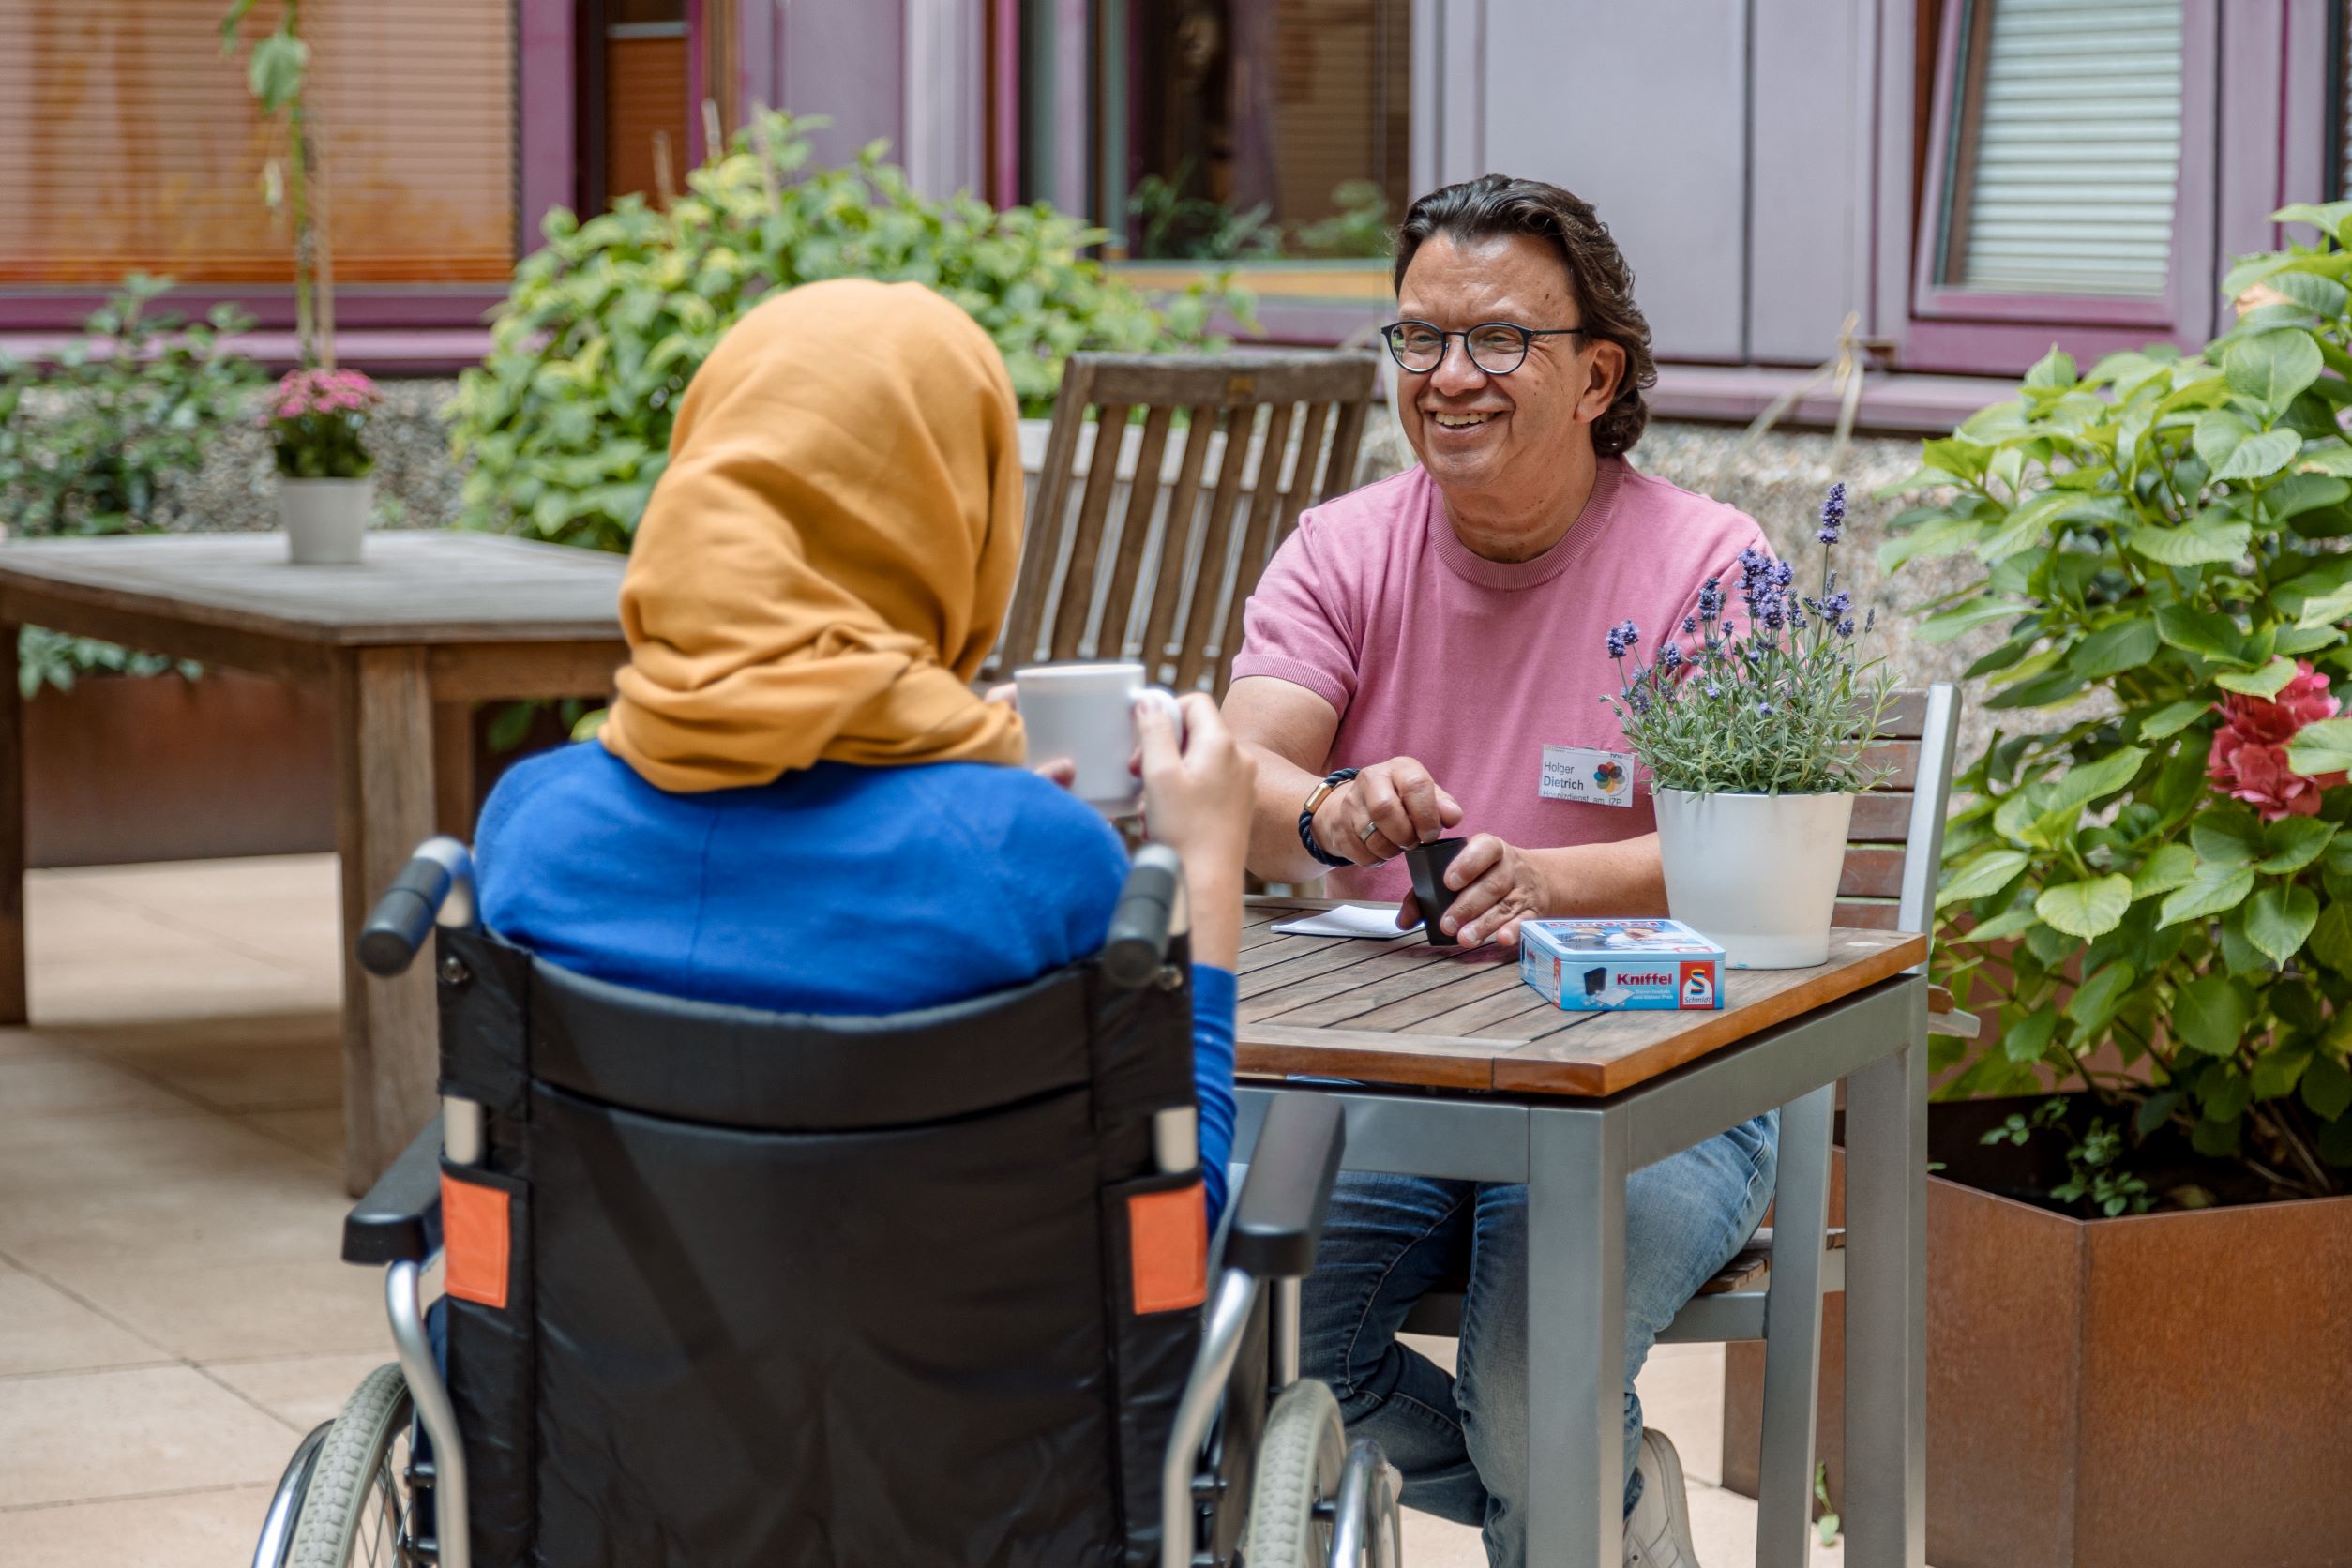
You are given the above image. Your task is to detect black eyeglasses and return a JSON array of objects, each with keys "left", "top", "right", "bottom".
[{"left": 1380, "top": 319, "right": 1587, "bottom": 376}]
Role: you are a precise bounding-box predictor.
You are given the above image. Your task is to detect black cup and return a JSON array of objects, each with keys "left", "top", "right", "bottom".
[{"left": 1405, "top": 837, "right": 1470, "bottom": 947}]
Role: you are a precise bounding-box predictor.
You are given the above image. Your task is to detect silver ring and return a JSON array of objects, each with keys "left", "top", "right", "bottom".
[{"left": 1358, "top": 820, "right": 1382, "bottom": 842}]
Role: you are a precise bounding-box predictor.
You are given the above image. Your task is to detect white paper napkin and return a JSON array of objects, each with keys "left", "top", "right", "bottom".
[{"left": 1270, "top": 905, "right": 1418, "bottom": 940}]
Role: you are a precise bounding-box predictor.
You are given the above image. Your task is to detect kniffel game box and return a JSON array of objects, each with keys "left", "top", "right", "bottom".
[{"left": 1518, "top": 917, "right": 1726, "bottom": 1011}]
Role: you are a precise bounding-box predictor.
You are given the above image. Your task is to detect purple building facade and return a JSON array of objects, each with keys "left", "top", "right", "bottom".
[{"left": 0, "top": 0, "right": 2332, "bottom": 426}]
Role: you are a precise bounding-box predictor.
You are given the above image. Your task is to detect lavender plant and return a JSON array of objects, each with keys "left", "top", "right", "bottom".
[{"left": 1604, "top": 484, "right": 1897, "bottom": 795}]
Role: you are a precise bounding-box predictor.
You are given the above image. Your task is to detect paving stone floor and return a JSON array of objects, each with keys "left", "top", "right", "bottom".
[{"left": 0, "top": 854, "right": 1846, "bottom": 1567}]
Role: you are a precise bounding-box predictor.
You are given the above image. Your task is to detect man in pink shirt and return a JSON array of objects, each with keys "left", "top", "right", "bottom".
[{"left": 1225, "top": 175, "right": 1777, "bottom": 1568}]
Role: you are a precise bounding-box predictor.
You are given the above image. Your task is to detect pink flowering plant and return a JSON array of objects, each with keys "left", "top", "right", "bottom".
[
  {"left": 264, "top": 367, "right": 376, "bottom": 480},
  {"left": 1885, "top": 206, "right": 2352, "bottom": 1198},
  {"left": 2209, "top": 663, "right": 2349, "bottom": 820}
]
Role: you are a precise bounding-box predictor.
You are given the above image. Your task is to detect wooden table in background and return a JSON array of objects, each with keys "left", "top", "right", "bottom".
[
  {"left": 0, "top": 532, "right": 627, "bottom": 1191},
  {"left": 1232, "top": 897, "right": 1931, "bottom": 1568}
]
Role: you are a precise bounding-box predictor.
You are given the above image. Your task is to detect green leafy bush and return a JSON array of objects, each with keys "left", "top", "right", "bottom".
[
  {"left": 15, "top": 628, "right": 197, "bottom": 701},
  {"left": 0, "top": 275, "right": 262, "bottom": 537},
  {"left": 0, "top": 277, "right": 260, "bottom": 696},
  {"left": 1293, "top": 179, "right": 1395, "bottom": 260},
  {"left": 1886, "top": 203, "right": 2352, "bottom": 1199},
  {"left": 1979, "top": 1098, "right": 2153, "bottom": 1217},
  {"left": 449, "top": 112, "right": 1253, "bottom": 553},
  {"left": 1128, "top": 163, "right": 1281, "bottom": 261}
]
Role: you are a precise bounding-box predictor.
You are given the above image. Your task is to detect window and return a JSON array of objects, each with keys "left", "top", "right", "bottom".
[
  {"left": 1905, "top": 0, "right": 2217, "bottom": 372},
  {"left": 580, "top": 0, "right": 693, "bottom": 211},
  {"left": 1932, "top": 0, "right": 2185, "bottom": 299},
  {"left": 1105, "top": 0, "right": 1410, "bottom": 262},
  {"left": 0, "top": 0, "right": 518, "bottom": 286},
  {"left": 2337, "top": 0, "right": 2352, "bottom": 198}
]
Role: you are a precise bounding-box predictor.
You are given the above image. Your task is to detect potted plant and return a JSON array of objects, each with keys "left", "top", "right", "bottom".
[
  {"left": 265, "top": 367, "right": 377, "bottom": 564},
  {"left": 1604, "top": 484, "right": 1896, "bottom": 966},
  {"left": 1720, "top": 204, "right": 2352, "bottom": 1568}
]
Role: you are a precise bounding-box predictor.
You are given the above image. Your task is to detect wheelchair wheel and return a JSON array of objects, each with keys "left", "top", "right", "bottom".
[
  {"left": 283, "top": 1363, "right": 417, "bottom": 1568},
  {"left": 1243, "top": 1379, "right": 1347, "bottom": 1568}
]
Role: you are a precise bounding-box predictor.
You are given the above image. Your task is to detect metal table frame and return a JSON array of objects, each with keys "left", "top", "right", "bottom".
[{"left": 1233, "top": 973, "right": 1928, "bottom": 1568}]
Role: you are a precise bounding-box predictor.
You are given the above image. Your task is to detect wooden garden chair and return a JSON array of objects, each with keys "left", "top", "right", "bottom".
[
  {"left": 1399, "top": 682, "right": 1975, "bottom": 1568},
  {"left": 988, "top": 351, "right": 1381, "bottom": 697}
]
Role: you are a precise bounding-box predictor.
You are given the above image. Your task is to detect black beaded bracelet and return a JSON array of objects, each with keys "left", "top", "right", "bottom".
[{"left": 1297, "top": 767, "right": 1361, "bottom": 869}]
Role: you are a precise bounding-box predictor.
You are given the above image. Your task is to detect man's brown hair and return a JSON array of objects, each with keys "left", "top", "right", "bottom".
[{"left": 1392, "top": 174, "right": 1655, "bottom": 458}]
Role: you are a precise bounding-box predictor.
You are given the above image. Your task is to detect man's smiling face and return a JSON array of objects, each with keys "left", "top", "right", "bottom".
[{"left": 1395, "top": 231, "right": 1621, "bottom": 533}]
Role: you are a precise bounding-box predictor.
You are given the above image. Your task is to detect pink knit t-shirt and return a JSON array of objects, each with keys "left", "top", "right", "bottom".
[{"left": 1231, "top": 456, "right": 1771, "bottom": 902}]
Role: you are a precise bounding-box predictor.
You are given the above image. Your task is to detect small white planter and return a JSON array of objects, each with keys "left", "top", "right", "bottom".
[
  {"left": 1654, "top": 787, "right": 1855, "bottom": 969},
  {"left": 277, "top": 476, "right": 373, "bottom": 565}
]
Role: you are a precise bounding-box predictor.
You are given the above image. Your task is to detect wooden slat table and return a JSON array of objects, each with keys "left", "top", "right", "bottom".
[
  {"left": 1230, "top": 897, "right": 1930, "bottom": 1568},
  {"left": 0, "top": 532, "right": 627, "bottom": 1191}
]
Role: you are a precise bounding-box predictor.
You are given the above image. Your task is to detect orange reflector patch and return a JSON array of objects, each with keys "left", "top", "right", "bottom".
[
  {"left": 1128, "top": 1183, "right": 1208, "bottom": 1314},
  {"left": 442, "top": 1172, "right": 511, "bottom": 1310}
]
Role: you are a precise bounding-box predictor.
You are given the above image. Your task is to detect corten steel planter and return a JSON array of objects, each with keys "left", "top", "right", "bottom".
[
  {"left": 22, "top": 671, "right": 573, "bottom": 868},
  {"left": 24, "top": 669, "right": 336, "bottom": 867},
  {"left": 1721, "top": 1101, "right": 2352, "bottom": 1568}
]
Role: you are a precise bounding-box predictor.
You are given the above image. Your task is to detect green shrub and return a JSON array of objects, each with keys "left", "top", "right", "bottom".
[
  {"left": 1293, "top": 179, "right": 1395, "bottom": 260},
  {"left": 1128, "top": 162, "right": 1281, "bottom": 261},
  {"left": 1885, "top": 203, "right": 2352, "bottom": 1199},
  {"left": 0, "top": 276, "right": 259, "bottom": 696},
  {"left": 449, "top": 112, "right": 1254, "bottom": 553},
  {"left": 0, "top": 275, "right": 261, "bottom": 537},
  {"left": 15, "top": 628, "right": 197, "bottom": 701}
]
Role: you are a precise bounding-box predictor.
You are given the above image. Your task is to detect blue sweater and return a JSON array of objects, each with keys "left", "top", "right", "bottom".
[{"left": 473, "top": 743, "right": 1236, "bottom": 1221}]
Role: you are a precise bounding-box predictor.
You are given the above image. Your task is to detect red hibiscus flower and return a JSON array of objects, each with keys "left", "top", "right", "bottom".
[{"left": 2208, "top": 661, "right": 2347, "bottom": 821}]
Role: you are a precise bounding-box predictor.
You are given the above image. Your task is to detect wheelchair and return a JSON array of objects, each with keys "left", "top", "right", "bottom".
[{"left": 251, "top": 837, "right": 1401, "bottom": 1568}]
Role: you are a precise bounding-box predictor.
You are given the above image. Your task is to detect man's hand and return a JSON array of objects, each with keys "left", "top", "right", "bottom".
[
  {"left": 1402, "top": 832, "right": 1551, "bottom": 947},
  {"left": 1310, "top": 757, "right": 1464, "bottom": 865}
]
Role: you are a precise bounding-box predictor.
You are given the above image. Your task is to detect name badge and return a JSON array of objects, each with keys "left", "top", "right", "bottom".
[{"left": 1540, "top": 745, "right": 1636, "bottom": 808}]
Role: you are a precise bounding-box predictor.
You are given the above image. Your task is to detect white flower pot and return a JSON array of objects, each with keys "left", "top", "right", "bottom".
[
  {"left": 277, "top": 476, "right": 373, "bottom": 565},
  {"left": 1653, "top": 787, "right": 1856, "bottom": 969}
]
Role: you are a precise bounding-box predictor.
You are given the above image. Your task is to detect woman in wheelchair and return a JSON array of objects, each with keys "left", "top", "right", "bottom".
[
  {"left": 470, "top": 277, "right": 1249, "bottom": 1224},
  {"left": 261, "top": 280, "right": 1399, "bottom": 1568}
]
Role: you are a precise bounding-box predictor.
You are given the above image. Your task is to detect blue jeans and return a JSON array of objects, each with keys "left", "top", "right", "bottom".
[{"left": 1298, "top": 1112, "right": 1777, "bottom": 1568}]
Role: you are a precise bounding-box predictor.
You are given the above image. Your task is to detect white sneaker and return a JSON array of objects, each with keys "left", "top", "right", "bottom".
[{"left": 1623, "top": 1427, "right": 1702, "bottom": 1568}]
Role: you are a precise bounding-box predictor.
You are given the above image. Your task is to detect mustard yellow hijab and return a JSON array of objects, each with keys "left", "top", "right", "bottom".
[{"left": 600, "top": 279, "right": 1027, "bottom": 792}]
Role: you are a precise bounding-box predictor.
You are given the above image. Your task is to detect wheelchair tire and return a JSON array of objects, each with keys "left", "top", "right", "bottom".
[
  {"left": 283, "top": 1362, "right": 416, "bottom": 1568},
  {"left": 1242, "top": 1379, "right": 1347, "bottom": 1568}
]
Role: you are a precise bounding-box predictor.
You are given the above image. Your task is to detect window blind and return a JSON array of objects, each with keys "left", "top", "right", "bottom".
[
  {"left": 1265, "top": 0, "right": 1410, "bottom": 228},
  {"left": 0, "top": 0, "right": 517, "bottom": 288},
  {"left": 1945, "top": 0, "right": 2183, "bottom": 298},
  {"left": 606, "top": 30, "right": 689, "bottom": 206}
]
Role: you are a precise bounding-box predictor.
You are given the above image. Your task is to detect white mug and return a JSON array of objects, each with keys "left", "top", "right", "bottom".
[{"left": 1015, "top": 662, "right": 1184, "bottom": 816}]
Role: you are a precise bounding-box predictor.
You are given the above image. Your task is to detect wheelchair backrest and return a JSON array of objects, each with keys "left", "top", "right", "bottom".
[{"left": 431, "top": 924, "right": 1203, "bottom": 1568}]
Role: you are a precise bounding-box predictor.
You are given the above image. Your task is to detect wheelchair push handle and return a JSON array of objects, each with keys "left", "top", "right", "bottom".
[
  {"left": 1104, "top": 845, "right": 1186, "bottom": 989},
  {"left": 356, "top": 837, "right": 477, "bottom": 977}
]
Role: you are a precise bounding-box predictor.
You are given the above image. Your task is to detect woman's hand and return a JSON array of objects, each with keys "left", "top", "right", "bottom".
[
  {"left": 984, "top": 682, "right": 1075, "bottom": 787},
  {"left": 1416, "top": 833, "right": 1552, "bottom": 948},
  {"left": 1137, "top": 693, "right": 1256, "bottom": 970}
]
